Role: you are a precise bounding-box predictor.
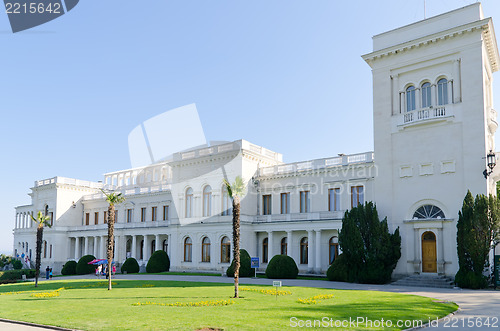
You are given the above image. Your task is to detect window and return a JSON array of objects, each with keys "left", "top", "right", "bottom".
[
  {"left": 94, "top": 212, "right": 99, "bottom": 225},
  {"left": 163, "top": 239, "right": 168, "bottom": 253},
  {"left": 221, "top": 236, "right": 230, "bottom": 263},
  {"left": 49, "top": 212, "right": 54, "bottom": 226},
  {"left": 202, "top": 237, "right": 211, "bottom": 262},
  {"left": 406, "top": 85, "right": 416, "bottom": 111},
  {"left": 262, "top": 238, "right": 268, "bottom": 263},
  {"left": 140, "top": 240, "right": 144, "bottom": 260},
  {"left": 85, "top": 213, "right": 89, "bottom": 226},
  {"left": 184, "top": 237, "right": 192, "bottom": 262},
  {"left": 421, "top": 82, "right": 432, "bottom": 108},
  {"left": 126, "top": 209, "right": 133, "bottom": 223},
  {"left": 222, "top": 185, "right": 231, "bottom": 216},
  {"left": 150, "top": 240, "right": 155, "bottom": 257},
  {"left": 300, "top": 237, "right": 308, "bottom": 264},
  {"left": 49, "top": 245, "right": 52, "bottom": 259},
  {"left": 437, "top": 78, "right": 448, "bottom": 105},
  {"left": 104, "top": 211, "right": 108, "bottom": 224},
  {"left": 413, "top": 205, "right": 445, "bottom": 219},
  {"left": 351, "top": 186, "right": 364, "bottom": 208},
  {"left": 329, "top": 237, "right": 339, "bottom": 264},
  {"left": 300, "top": 191, "right": 310, "bottom": 213},
  {"left": 328, "top": 188, "right": 340, "bottom": 211},
  {"left": 163, "top": 205, "right": 169, "bottom": 221},
  {"left": 151, "top": 207, "right": 157, "bottom": 222},
  {"left": 141, "top": 208, "right": 146, "bottom": 222},
  {"left": 43, "top": 241, "right": 47, "bottom": 258},
  {"left": 262, "top": 195, "right": 272, "bottom": 215},
  {"left": 185, "top": 188, "right": 193, "bottom": 218},
  {"left": 281, "top": 237, "right": 287, "bottom": 255},
  {"left": 203, "top": 186, "right": 212, "bottom": 217},
  {"left": 280, "top": 193, "right": 290, "bottom": 214}
]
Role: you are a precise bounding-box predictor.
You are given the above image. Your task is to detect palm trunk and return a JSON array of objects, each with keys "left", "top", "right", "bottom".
[
  {"left": 232, "top": 196, "right": 240, "bottom": 298},
  {"left": 107, "top": 205, "right": 115, "bottom": 290},
  {"left": 34, "top": 225, "right": 43, "bottom": 287}
]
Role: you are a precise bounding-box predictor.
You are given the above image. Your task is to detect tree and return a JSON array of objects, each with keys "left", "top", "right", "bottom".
[
  {"left": 337, "top": 202, "right": 401, "bottom": 284},
  {"left": 29, "top": 211, "right": 52, "bottom": 287},
  {"left": 223, "top": 176, "right": 246, "bottom": 298},
  {"left": 101, "top": 189, "right": 125, "bottom": 290}
]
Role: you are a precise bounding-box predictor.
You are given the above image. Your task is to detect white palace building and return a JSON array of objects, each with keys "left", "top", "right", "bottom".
[{"left": 12, "top": 3, "right": 500, "bottom": 277}]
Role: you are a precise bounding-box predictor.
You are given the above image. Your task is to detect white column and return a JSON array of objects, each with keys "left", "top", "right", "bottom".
[
  {"left": 453, "top": 59, "right": 461, "bottom": 103},
  {"left": 267, "top": 231, "right": 274, "bottom": 261},
  {"left": 287, "top": 231, "right": 293, "bottom": 260},
  {"left": 307, "top": 230, "right": 314, "bottom": 272},
  {"left": 315, "top": 230, "right": 322, "bottom": 273},
  {"left": 155, "top": 235, "right": 160, "bottom": 251},
  {"left": 67, "top": 238, "right": 72, "bottom": 260},
  {"left": 100, "top": 236, "right": 106, "bottom": 259},
  {"left": 132, "top": 235, "right": 137, "bottom": 259},
  {"left": 93, "top": 237, "right": 98, "bottom": 258},
  {"left": 142, "top": 235, "right": 148, "bottom": 261},
  {"left": 84, "top": 237, "right": 89, "bottom": 256},
  {"left": 392, "top": 75, "right": 399, "bottom": 115},
  {"left": 74, "top": 237, "right": 80, "bottom": 260}
]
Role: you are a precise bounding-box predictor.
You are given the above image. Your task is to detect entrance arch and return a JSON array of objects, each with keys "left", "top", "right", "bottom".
[{"left": 421, "top": 231, "right": 437, "bottom": 273}]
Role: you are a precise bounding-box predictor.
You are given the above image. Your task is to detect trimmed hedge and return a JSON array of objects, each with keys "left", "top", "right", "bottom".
[
  {"left": 61, "top": 260, "right": 77, "bottom": 276},
  {"left": 121, "top": 258, "right": 140, "bottom": 274},
  {"left": 326, "top": 254, "right": 349, "bottom": 282},
  {"left": 76, "top": 255, "right": 96, "bottom": 275},
  {"left": 227, "top": 249, "right": 253, "bottom": 277},
  {"left": 12, "top": 260, "right": 22, "bottom": 270},
  {"left": 265, "top": 255, "right": 298, "bottom": 279},
  {"left": 146, "top": 250, "right": 170, "bottom": 273},
  {"left": 0, "top": 269, "right": 36, "bottom": 283}
]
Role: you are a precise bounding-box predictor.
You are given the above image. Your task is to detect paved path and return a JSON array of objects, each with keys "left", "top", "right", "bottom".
[{"left": 3, "top": 274, "right": 500, "bottom": 330}]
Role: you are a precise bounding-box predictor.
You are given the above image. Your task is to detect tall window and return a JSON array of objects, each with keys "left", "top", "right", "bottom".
[
  {"left": 43, "top": 241, "right": 47, "bottom": 258},
  {"left": 49, "top": 212, "right": 54, "bottom": 226},
  {"left": 94, "top": 212, "right": 99, "bottom": 225},
  {"left": 262, "top": 195, "right": 272, "bottom": 215},
  {"left": 351, "top": 186, "right": 364, "bottom": 208},
  {"left": 126, "top": 209, "right": 133, "bottom": 223},
  {"left": 140, "top": 240, "right": 144, "bottom": 260},
  {"left": 151, "top": 207, "right": 157, "bottom": 221},
  {"left": 329, "top": 237, "right": 339, "bottom": 264},
  {"left": 221, "top": 185, "right": 231, "bottom": 216},
  {"left": 280, "top": 193, "right": 290, "bottom": 214},
  {"left": 221, "top": 236, "right": 230, "bottom": 263},
  {"left": 184, "top": 237, "right": 192, "bottom": 262},
  {"left": 163, "top": 205, "right": 169, "bottom": 221},
  {"left": 328, "top": 188, "right": 340, "bottom": 211},
  {"left": 49, "top": 245, "right": 52, "bottom": 259},
  {"left": 300, "top": 191, "right": 310, "bottom": 213},
  {"left": 163, "top": 239, "right": 168, "bottom": 253},
  {"left": 281, "top": 237, "right": 287, "bottom": 255},
  {"left": 104, "top": 211, "right": 108, "bottom": 224},
  {"left": 300, "top": 237, "right": 308, "bottom": 264},
  {"left": 141, "top": 208, "right": 146, "bottom": 222},
  {"left": 421, "top": 82, "right": 432, "bottom": 108},
  {"left": 85, "top": 213, "right": 89, "bottom": 226},
  {"left": 203, "top": 186, "right": 212, "bottom": 217},
  {"left": 185, "top": 187, "right": 193, "bottom": 218},
  {"left": 150, "top": 240, "right": 155, "bottom": 257},
  {"left": 406, "top": 85, "right": 416, "bottom": 111},
  {"left": 437, "top": 78, "right": 448, "bottom": 105},
  {"left": 262, "top": 237, "right": 268, "bottom": 263},
  {"left": 202, "top": 237, "right": 211, "bottom": 262}
]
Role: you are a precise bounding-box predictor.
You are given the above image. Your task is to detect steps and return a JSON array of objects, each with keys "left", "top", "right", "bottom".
[{"left": 391, "top": 274, "right": 455, "bottom": 288}]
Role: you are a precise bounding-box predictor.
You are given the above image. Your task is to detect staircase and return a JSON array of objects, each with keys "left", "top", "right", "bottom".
[{"left": 391, "top": 274, "right": 455, "bottom": 288}]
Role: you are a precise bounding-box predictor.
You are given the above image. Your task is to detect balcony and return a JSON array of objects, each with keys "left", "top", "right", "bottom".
[{"left": 403, "top": 106, "right": 447, "bottom": 124}]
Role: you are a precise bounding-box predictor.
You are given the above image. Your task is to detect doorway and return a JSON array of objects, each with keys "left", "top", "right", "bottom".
[{"left": 421, "top": 231, "right": 437, "bottom": 273}]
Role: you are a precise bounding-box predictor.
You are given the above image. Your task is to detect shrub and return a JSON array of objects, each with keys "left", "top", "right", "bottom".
[
  {"left": 11, "top": 260, "right": 22, "bottom": 270},
  {"left": 265, "top": 255, "right": 299, "bottom": 279},
  {"left": 61, "top": 260, "right": 77, "bottom": 276},
  {"left": 454, "top": 268, "right": 488, "bottom": 289},
  {"left": 227, "top": 249, "right": 253, "bottom": 277},
  {"left": 76, "top": 255, "right": 96, "bottom": 275},
  {"left": 326, "top": 254, "right": 349, "bottom": 282},
  {"left": 146, "top": 250, "right": 170, "bottom": 273},
  {"left": 22, "top": 269, "right": 36, "bottom": 278},
  {"left": 121, "top": 258, "right": 140, "bottom": 274},
  {"left": 0, "top": 269, "right": 35, "bottom": 282}
]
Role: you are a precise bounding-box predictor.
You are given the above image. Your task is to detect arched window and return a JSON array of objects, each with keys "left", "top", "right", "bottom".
[
  {"left": 421, "top": 82, "right": 431, "bottom": 108},
  {"left": 203, "top": 186, "right": 212, "bottom": 217},
  {"left": 281, "top": 237, "right": 287, "bottom": 255},
  {"left": 437, "top": 78, "right": 448, "bottom": 105},
  {"left": 150, "top": 240, "right": 156, "bottom": 257},
  {"left": 43, "top": 241, "right": 47, "bottom": 259},
  {"left": 300, "top": 237, "right": 308, "bottom": 264},
  {"left": 406, "top": 85, "right": 416, "bottom": 111},
  {"left": 202, "top": 237, "right": 211, "bottom": 262},
  {"left": 221, "top": 236, "right": 230, "bottom": 263},
  {"left": 221, "top": 185, "right": 231, "bottom": 216},
  {"left": 163, "top": 239, "right": 168, "bottom": 253},
  {"left": 262, "top": 238, "right": 268, "bottom": 263},
  {"left": 140, "top": 240, "right": 144, "bottom": 260},
  {"left": 184, "top": 237, "right": 192, "bottom": 262},
  {"left": 413, "top": 205, "right": 445, "bottom": 219},
  {"left": 185, "top": 187, "right": 193, "bottom": 218},
  {"left": 329, "top": 237, "right": 339, "bottom": 264},
  {"left": 126, "top": 239, "right": 132, "bottom": 258}
]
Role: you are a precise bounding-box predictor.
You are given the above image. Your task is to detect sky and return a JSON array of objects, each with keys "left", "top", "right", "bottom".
[{"left": 1, "top": 0, "right": 500, "bottom": 254}]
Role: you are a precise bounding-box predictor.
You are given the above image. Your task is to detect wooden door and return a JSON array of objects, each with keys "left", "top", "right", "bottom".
[{"left": 422, "top": 231, "right": 437, "bottom": 273}]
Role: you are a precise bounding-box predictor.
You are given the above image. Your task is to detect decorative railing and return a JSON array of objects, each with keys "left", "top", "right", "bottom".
[
  {"left": 403, "top": 106, "right": 446, "bottom": 124},
  {"left": 35, "top": 176, "right": 103, "bottom": 189}
]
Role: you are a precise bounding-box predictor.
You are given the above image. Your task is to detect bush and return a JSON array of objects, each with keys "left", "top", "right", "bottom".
[
  {"left": 326, "top": 254, "right": 349, "bottom": 282},
  {"left": 0, "top": 269, "right": 35, "bottom": 282},
  {"left": 61, "top": 260, "right": 77, "bottom": 276},
  {"left": 146, "top": 250, "right": 170, "bottom": 273},
  {"left": 11, "top": 260, "right": 22, "bottom": 270},
  {"left": 227, "top": 249, "right": 253, "bottom": 277},
  {"left": 454, "top": 268, "right": 488, "bottom": 289},
  {"left": 121, "top": 258, "right": 140, "bottom": 274},
  {"left": 265, "top": 255, "right": 299, "bottom": 279},
  {"left": 76, "top": 255, "right": 96, "bottom": 275}
]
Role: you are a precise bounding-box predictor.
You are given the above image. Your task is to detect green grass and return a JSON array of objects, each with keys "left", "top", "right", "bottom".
[
  {"left": 144, "top": 271, "right": 221, "bottom": 276},
  {"left": 0, "top": 279, "right": 457, "bottom": 330}
]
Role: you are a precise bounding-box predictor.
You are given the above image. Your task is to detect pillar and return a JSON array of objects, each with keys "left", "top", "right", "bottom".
[
  {"left": 155, "top": 235, "right": 160, "bottom": 251},
  {"left": 132, "top": 235, "right": 137, "bottom": 259},
  {"left": 287, "top": 231, "right": 293, "bottom": 260},
  {"left": 93, "top": 237, "right": 98, "bottom": 258},
  {"left": 267, "top": 231, "right": 274, "bottom": 261},
  {"left": 307, "top": 230, "right": 314, "bottom": 272},
  {"left": 315, "top": 230, "right": 322, "bottom": 273},
  {"left": 142, "top": 235, "right": 148, "bottom": 261},
  {"left": 84, "top": 237, "right": 89, "bottom": 256},
  {"left": 100, "top": 236, "right": 105, "bottom": 259},
  {"left": 74, "top": 237, "right": 80, "bottom": 260},
  {"left": 437, "top": 228, "right": 445, "bottom": 274}
]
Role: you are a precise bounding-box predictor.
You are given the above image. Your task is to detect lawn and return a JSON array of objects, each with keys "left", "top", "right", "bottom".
[{"left": 0, "top": 279, "right": 457, "bottom": 330}]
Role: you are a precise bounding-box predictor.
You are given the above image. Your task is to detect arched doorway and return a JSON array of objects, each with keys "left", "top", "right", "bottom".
[{"left": 421, "top": 231, "right": 437, "bottom": 273}]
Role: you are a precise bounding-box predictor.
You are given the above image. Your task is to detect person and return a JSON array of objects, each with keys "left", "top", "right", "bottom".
[
  {"left": 96, "top": 265, "right": 102, "bottom": 278},
  {"left": 49, "top": 268, "right": 53, "bottom": 279},
  {"left": 45, "top": 266, "right": 50, "bottom": 280},
  {"left": 21, "top": 253, "right": 25, "bottom": 259},
  {"left": 112, "top": 265, "right": 116, "bottom": 276}
]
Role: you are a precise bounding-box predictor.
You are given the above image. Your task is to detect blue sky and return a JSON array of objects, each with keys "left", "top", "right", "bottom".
[{"left": 1, "top": 0, "right": 499, "bottom": 254}]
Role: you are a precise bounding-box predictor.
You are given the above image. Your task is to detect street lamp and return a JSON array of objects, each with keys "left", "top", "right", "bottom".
[{"left": 483, "top": 151, "right": 497, "bottom": 178}]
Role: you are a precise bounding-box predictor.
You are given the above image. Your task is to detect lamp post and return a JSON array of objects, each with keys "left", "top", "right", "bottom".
[{"left": 483, "top": 151, "right": 497, "bottom": 178}]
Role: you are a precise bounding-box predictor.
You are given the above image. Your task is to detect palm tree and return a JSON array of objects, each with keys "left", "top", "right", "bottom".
[
  {"left": 101, "top": 189, "right": 125, "bottom": 290},
  {"left": 223, "top": 176, "right": 246, "bottom": 298},
  {"left": 30, "top": 211, "right": 52, "bottom": 287}
]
